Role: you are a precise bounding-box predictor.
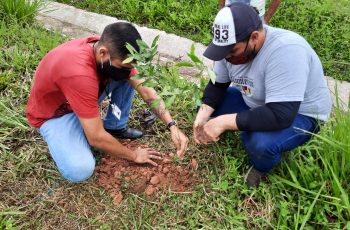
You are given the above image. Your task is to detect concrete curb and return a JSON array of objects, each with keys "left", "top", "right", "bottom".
[
  {"left": 39, "top": 1, "right": 349, "bottom": 111},
  {"left": 40, "top": 1, "right": 213, "bottom": 68}
]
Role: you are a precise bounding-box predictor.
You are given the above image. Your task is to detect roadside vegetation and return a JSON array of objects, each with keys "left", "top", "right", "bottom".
[
  {"left": 0, "top": 0, "right": 349, "bottom": 229},
  {"left": 57, "top": 0, "right": 350, "bottom": 81}
]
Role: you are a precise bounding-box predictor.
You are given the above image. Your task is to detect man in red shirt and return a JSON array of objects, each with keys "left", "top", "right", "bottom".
[{"left": 26, "top": 22, "right": 188, "bottom": 182}]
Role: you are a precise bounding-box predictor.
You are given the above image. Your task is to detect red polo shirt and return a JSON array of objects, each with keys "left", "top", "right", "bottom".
[
  {"left": 27, "top": 36, "right": 138, "bottom": 128},
  {"left": 27, "top": 36, "right": 100, "bottom": 128}
]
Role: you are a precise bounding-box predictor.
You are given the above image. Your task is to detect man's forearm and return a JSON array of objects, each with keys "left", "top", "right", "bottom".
[
  {"left": 197, "top": 104, "right": 215, "bottom": 122},
  {"left": 219, "top": 0, "right": 225, "bottom": 9},
  {"left": 217, "top": 114, "right": 238, "bottom": 130},
  {"left": 133, "top": 80, "right": 173, "bottom": 126},
  {"left": 91, "top": 132, "right": 137, "bottom": 161},
  {"left": 265, "top": 0, "right": 281, "bottom": 23},
  {"left": 146, "top": 97, "right": 173, "bottom": 125}
]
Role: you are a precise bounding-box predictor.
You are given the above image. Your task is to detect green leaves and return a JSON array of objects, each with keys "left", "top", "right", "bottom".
[
  {"left": 187, "top": 44, "right": 203, "bottom": 65},
  {"left": 183, "top": 44, "right": 217, "bottom": 85},
  {"left": 299, "top": 181, "right": 326, "bottom": 230},
  {"left": 149, "top": 99, "right": 161, "bottom": 109},
  {"left": 122, "top": 56, "right": 134, "bottom": 64},
  {"left": 151, "top": 35, "right": 160, "bottom": 48},
  {"left": 136, "top": 39, "right": 149, "bottom": 49},
  {"left": 125, "top": 43, "right": 136, "bottom": 55},
  {"left": 125, "top": 38, "right": 209, "bottom": 112},
  {"left": 164, "top": 95, "right": 176, "bottom": 108},
  {"left": 175, "top": 62, "right": 193, "bottom": 67},
  {"left": 187, "top": 53, "right": 202, "bottom": 64}
]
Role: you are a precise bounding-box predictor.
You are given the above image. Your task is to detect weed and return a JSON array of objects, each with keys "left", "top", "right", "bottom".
[{"left": 0, "top": 215, "right": 19, "bottom": 230}]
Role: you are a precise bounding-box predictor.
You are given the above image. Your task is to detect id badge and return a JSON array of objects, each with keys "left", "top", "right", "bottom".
[{"left": 111, "top": 103, "right": 121, "bottom": 120}]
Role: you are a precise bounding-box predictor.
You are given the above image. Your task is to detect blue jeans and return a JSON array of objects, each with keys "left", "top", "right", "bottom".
[
  {"left": 212, "top": 87, "right": 319, "bottom": 173},
  {"left": 39, "top": 80, "right": 134, "bottom": 182}
]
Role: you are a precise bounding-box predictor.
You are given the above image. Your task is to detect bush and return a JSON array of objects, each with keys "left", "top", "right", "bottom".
[{"left": 0, "top": 0, "right": 46, "bottom": 24}]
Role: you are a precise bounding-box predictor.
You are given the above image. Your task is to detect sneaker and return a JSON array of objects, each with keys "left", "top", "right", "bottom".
[
  {"left": 245, "top": 167, "right": 267, "bottom": 187},
  {"left": 105, "top": 127, "right": 143, "bottom": 139}
]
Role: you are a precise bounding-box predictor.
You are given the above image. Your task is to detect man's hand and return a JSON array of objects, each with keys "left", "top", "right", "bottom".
[
  {"left": 169, "top": 126, "right": 189, "bottom": 159},
  {"left": 134, "top": 147, "right": 162, "bottom": 166},
  {"left": 193, "top": 119, "right": 209, "bottom": 144},
  {"left": 203, "top": 114, "right": 238, "bottom": 143},
  {"left": 193, "top": 104, "right": 214, "bottom": 144},
  {"left": 202, "top": 117, "right": 225, "bottom": 142}
]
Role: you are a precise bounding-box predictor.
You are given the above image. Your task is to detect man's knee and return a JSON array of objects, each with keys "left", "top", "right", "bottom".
[
  {"left": 243, "top": 134, "right": 282, "bottom": 172},
  {"left": 60, "top": 158, "right": 96, "bottom": 183},
  {"left": 243, "top": 135, "right": 279, "bottom": 160},
  {"left": 247, "top": 142, "right": 270, "bottom": 159}
]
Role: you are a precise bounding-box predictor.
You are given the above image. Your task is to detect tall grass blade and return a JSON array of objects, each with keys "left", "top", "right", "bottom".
[
  {"left": 300, "top": 181, "right": 326, "bottom": 230},
  {"left": 326, "top": 161, "right": 350, "bottom": 217},
  {"left": 271, "top": 175, "right": 340, "bottom": 201},
  {"left": 0, "top": 101, "right": 28, "bottom": 129}
]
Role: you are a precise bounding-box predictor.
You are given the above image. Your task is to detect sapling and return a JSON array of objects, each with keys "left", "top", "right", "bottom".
[
  {"left": 124, "top": 36, "right": 165, "bottom": 109},
  {"left": 124, "top": 38, "right": 213, "bottom": 110},
  {"left": 175, "top": 43, "right": 216, "bottom": 106}
]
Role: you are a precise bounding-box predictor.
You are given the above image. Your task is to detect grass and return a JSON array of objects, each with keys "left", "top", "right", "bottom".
[
  {"left": 0, "top": 0, "right": 46, "bottom": 24},
  {"left": 269, "top": 104, "right": 350, "bottom": 228},
  {"left": 56, "top": 0, "right": 350, "bottom": 82},
  {"left": 1, "top": 2, "right": 350, "bottom": 229}
]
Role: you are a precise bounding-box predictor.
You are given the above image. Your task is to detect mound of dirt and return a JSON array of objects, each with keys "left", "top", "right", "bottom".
[{"left": 95, "top": 140, "right": 197, "bottom": 204}]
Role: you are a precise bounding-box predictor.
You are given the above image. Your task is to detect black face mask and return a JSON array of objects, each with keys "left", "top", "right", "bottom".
[
  {"left": 225, "top": 44, "right": 257, "bottom": 65},
  {"left": 225, "top": 40, "right": 257, "bottom": 65},
  {"left": 97, "top": 57, "right": 131, "bottom": 81}
]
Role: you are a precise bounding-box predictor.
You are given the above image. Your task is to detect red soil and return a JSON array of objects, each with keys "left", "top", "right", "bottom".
[{"left": 95, "top": 140, "right": 197, "bottom": 204}]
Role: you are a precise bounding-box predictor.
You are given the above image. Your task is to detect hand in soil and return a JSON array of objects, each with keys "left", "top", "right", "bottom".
[
  {"left": 134, "top": 147, "right": 162, "bottom": 166},
  {"left": 193, "top": 121, "right": 209, "bottom": 144},
  {"left": 169, "top": 126, "right": 189, "bottom": 159}
]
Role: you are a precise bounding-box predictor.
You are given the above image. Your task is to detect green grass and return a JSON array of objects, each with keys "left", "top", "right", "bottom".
[
  {"left": 56, "top": 0, "right": 350, "bottom": 82},
  {"left": 1, "top": 3, "right": 350, "bottom": 229},
  {"left": 0, "top": 0, "right": 46, "bottom": 24},
  {"left": 269, "top": 106, "right": 350, "bottom": 228},
  {"left": 271, "top": 0, "right": 350, "bottom": 82}
]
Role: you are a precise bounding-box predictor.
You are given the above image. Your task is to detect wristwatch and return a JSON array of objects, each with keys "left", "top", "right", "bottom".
[{"left": 166, "top": 120, "right": 177, "bottom": 130}]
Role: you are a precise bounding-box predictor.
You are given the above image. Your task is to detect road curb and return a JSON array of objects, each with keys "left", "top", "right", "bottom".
[{"left": 40, "top": 1, "right": 213, "bottom": 68}]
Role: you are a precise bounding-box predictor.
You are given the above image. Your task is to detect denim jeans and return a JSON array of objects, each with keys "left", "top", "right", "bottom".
[
  {"left": 39, "top": 80, "right": 134, "bottom": 182},
  {"left": 212, "top": 87, "right": 319, "bottom": 173}
]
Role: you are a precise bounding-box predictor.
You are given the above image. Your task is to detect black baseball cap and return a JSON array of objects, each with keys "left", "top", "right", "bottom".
[{"left": 204, "top": 2, "right": 262, "bottom": 61}]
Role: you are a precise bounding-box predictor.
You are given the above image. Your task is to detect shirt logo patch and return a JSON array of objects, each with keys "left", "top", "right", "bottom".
[{"left": 233, "top": 77, "right": 254, "bottom": 96}]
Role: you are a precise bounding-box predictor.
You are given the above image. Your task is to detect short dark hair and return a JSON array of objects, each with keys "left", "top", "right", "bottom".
[
  {"left": 99, "top": 22, "right": 141, "bottom": 59},
  {"left": 240, "top": 24, "right": 264, "bottom": 43}
]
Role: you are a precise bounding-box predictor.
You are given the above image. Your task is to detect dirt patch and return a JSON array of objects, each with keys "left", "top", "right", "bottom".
[{"left": 95, "top": 140, "right": 197, "bottom": 204}]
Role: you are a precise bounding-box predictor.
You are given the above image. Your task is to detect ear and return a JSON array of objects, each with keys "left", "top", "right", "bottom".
[
  {"left": 250, "top": 31, "right": 260, "bottom": 42},
  {"left": 96, "top": 46, "right": 108, "bottom": 58}
]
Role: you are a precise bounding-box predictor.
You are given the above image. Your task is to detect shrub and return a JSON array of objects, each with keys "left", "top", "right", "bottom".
[{"left": 0, "top": 0, "right": 46, "bottom": 24}]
